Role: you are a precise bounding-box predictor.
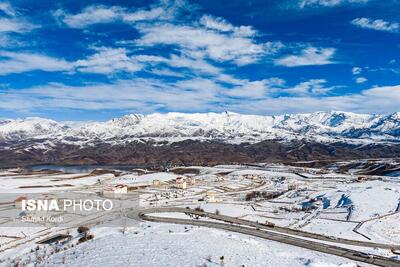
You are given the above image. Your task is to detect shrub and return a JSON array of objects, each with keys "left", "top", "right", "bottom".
[
  {"left": 77, "top": 226, "right": 90, "bottom": 234},
  {"left": 78, "top": 234, "right": 94, "bottom": 244}
]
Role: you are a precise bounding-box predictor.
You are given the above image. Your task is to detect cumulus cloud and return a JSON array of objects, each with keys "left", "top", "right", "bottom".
[
  {"left": 2, "top": 80, "right": 400, "bottom": 115},
  {"left": 0, "top": 2, "right": 15, "bottom": 16},
  {"left": 75, "top": 47, "right": 143, "bottom": 74},
  {"left": 284, "top": 79, "right": 334, "bottom": 96},
  {"left": 297, "top": 0, "right": 369, "bottom": 8},
  {"left": 0, "top": 2, "right": 36, "bottom": 34},
  {"left": 0, "top": 18, "right": 36, "bottom": 33},
  {"left": 355, "top": 77, "right": 368, "bottom": 83},
  {"left": 0, "top": 48, "right": 143, "bottom": 75},
  {"left": 274, "top": 47, "right": 335, "bottom": 67},
  {"left": 0, "top": 51, "right": 72, "bottom": 75},
  {"left": 0, "top": 2, "right": 38, "bottom": 49},
  {"left": 351, "top": 17, "right": 399, "bottom": 32},
  {"left": 225, "top": 78, "right": 285, "bottom": 99},
  {"left": 227, "top": 85, "right": 400, "bottom": 115},
  {"left": 352, "top": 67, "right": 362, "bottom": 75},
  {"left": 53, "top": 1, "right": 281, "bottom": 66},
  {"left": 52, "top": 3, "right": 174, "bottom": 29},
  {"left": 199, "top": 15, "right": 256, "bottom": 37},
  {"left": 136, "top": 23, "right": 281, "bottom": 65},
  {"left": 53, "top": 6, "right": 124, "bottom": 28}
]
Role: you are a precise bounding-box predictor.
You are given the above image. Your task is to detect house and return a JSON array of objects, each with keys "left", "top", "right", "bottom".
[
  {"left": 152, "top": 179, "right": 168, "bottom": 188},
  {"left": 357, "top": 176, "right": 368, "bottom": 181},
  {"left": 175, "top": 177, "right": 187, "bottom": 189},
  {"left": 187, "top": 177, "right": 196, "bottom": 185},
  {"left": 206, "top": 191, "right": 216, "bottom": 202},
  {"left": 14, "top": 196, "right": 27, "bottom": 209},
  {"left": 103, "top": 184, "right": 128, "bottom": 197},
  {"left": 288, "top": 184, "right": 298, "bottom": 191}
]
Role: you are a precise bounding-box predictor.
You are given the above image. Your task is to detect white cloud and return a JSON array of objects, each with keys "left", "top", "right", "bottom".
[
  {"left": 352, "top": 67, "right": 362, "bottom": 75},
  {"left": 226, "top": 85, "right": 400, "bottom": 115},
  {"left": 284, "top": 79, "right": 334, "bottom": 96},
  {"left": 351, "top": 17, "right": 399, "bottom": 33},
  {"left": 0, "top": 2, "right": 37, "bottom": 33},
  {"left": 298, "top": 0, "right": 369, "bottom": 8},
  {"left": 53, "top": 2, "right": 280, "bottom": 66},
  {"left": 0, "top": 17, "right": 36, "bottom": 34},
  {"left": 199, "top": 15, "right": 256, "bottom": 37},
  {"left": 0, "top": 51, "right": 72, "bottom": 75},
  {"left": 122, "top": 7, "right": 164, "bottom": 23},
  {"left": 0, "top": 2, "right": 15, "bottom": 16},
  {"left": 53, "top": 3, "right": 171, "bottom": 29},
  {"left": 136, "top": 23, "right": 281, "bottom": 65},
  {"left": 225, "top": 78, "right": 285, "bottom": 99},
  {"left": 0, "top": 79, "right": 220, "bottom": 112},
  {"left": 355, "top": 77, "right": 368, "bottom": 83},
  {"left": 75, "top": 47, "right": 143, "bottom": 74},
  {"left": 53, "top": 6, "right": 124, "bottom": 28},
  {"left": 2, "top": 80, "right": 400, "bottom": 115},
  {"left": 0, "top": 2, "right": 38, "bottom": 49},
  {"left": 274, "top": 47, "right": 335, "bottom": 67}
]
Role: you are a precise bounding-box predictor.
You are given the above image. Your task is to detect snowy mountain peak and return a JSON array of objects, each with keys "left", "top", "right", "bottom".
[
  {"left": 110, "top": 114, "right": 144, "bottom": 127},
  {"left": 0, "top": 117, "right": 65, "bottom": 141},
  {"left": 0, "top": 111, "right": 399, "bottom": 144}
]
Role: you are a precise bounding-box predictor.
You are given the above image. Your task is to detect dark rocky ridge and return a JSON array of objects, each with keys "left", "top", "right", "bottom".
[{"left": 1, "top": 139, "right": 400, "bottom": 168}]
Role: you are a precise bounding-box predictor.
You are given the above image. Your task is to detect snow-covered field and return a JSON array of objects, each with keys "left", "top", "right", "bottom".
[
  {"left": 0, "top": 163, "right": 398, "bottom": 266},
  {"left": 360, "top": 213, "right": 400, "bottom": 244},
  {"left": 40, "top": 223, "right": 361, "bottom": 267}
]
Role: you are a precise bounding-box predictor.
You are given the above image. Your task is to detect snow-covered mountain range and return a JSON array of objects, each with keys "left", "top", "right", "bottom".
[{"left": 1, "top": 111, "right": 400, "bottom": 145}]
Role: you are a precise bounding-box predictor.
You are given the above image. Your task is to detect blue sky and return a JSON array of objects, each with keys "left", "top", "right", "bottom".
[{"left": 1, "top": 0, "right": 400, "bottom": 120}]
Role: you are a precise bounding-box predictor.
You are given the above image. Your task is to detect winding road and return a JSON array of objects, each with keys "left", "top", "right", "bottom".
[{"left": 134, "top": 207, "right": 400, "bottom": 267}]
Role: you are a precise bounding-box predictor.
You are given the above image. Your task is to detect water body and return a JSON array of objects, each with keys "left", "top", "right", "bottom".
[
  {"left": 336, "top": 194, "right": 353, "bottom": 208},
  {"left": 302, "top": 195, "right": 331, "bottom": 210},
  {"left": 319, "top": 196, "right": 331, "bottom": 209},
  {"left": 301, "top": 201, "right": 315, "bottom": 210},
  {"left": 385, "top": 170, "right": 400, "bottom": 177},
  {"left": 30, "top": 164, "right": 151, "bottom": 174}
]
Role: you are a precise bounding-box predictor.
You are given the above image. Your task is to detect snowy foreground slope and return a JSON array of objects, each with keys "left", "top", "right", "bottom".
[
  {"left": 1, "top": 111, "right": 400, "bottom": 144},
  {"left": 9, "top": 223, "right": 360, "bottom": 267}
]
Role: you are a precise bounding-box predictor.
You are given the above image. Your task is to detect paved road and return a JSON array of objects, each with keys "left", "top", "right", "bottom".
[
  {"left": 135, "top": 208, "right": 400, "bottom": 267},
  {"left": 142, "top": 207, "right": 400, "bottom": 250}
]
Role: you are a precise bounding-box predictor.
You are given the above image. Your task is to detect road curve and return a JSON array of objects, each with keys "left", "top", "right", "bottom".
[
  {"left": 140, "top": 207, "right": 400, "bottom": 250},
  {"left": 135, "top": 208, "right": 400, "bottom": 267}
]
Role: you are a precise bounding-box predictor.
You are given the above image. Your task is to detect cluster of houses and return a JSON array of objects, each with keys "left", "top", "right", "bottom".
[
  {"left": 152, "top": 176, "right": 196, "bottom": 190},
  {"left": 101, "top": 176, "right": 197, "bottom": 198}
]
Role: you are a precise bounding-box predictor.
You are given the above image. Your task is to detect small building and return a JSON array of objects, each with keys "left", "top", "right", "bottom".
[
  {"left": 175, "top": 177, "right": 187, "bottom": 189},
  {"left": 357, "top": 176, "right": 368, "bottom": 181},
  {"left": 187, "top": 177, "right": 196, "bottom": 185},
  {"left": 14, "top": 196, "right": 27, "bottom": 209},
  {"left": 152, "top": 179, "right": 169, "bottom": 188},
  {"left": 288, "top": 184, "right": 298, "bottom": 191},
  {"left": 103, "top": 184, "right": 128, "bottom": 197},
  {"left": 206, "top": 191, "right": 216, "bottom": 203}
]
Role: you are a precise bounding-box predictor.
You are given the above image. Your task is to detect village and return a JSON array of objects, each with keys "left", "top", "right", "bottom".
[{"left": 0, "top": 163, "right": 399, "bottom": 266}]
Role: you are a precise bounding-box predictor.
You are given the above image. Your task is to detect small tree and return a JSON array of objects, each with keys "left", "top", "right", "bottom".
[
  {"left": 220, "top": 256, "right": 225, "bottom": 267},
  {"left": 77, "top": 226, "right": 90, "bottom": 235}
]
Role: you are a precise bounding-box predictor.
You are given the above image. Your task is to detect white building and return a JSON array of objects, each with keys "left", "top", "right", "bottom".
[
  {"left": 187, "top": 177, "right": 196, "bottom": 185},
  {"left": 206, "top": 191, "right": 216, "bottom": 202},
  {"left": 175, "top": 177, "right": 187, "bottom": 189},
  {"left": 14, "top": 196, "right": 27, "bottom": 209},
  {"left": 103, "top": 184, "right": 128, "bottom": 197}
]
